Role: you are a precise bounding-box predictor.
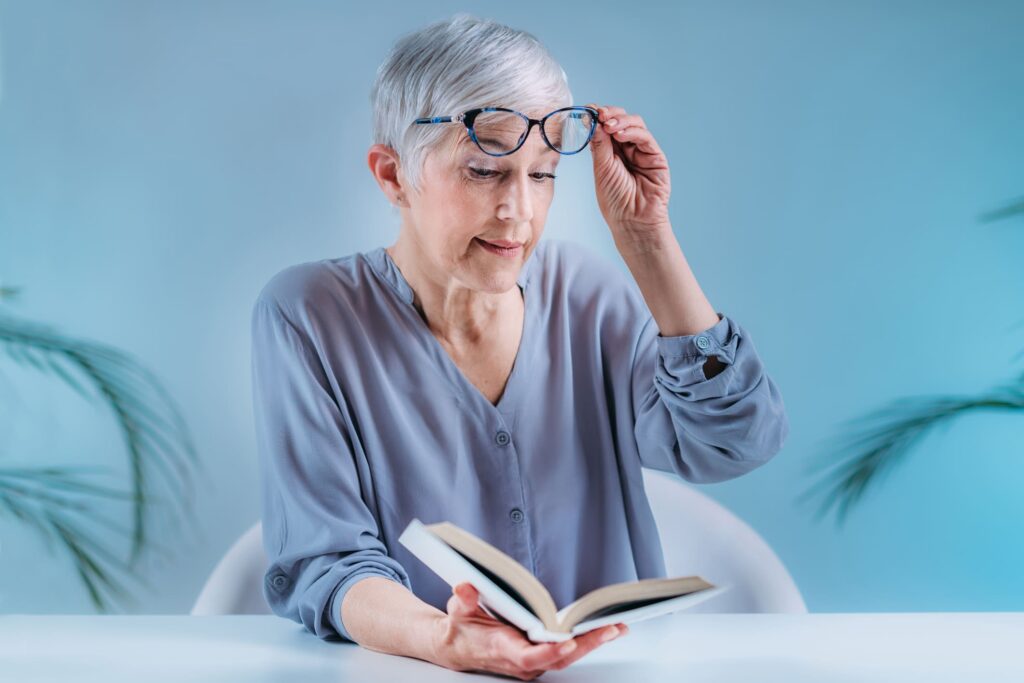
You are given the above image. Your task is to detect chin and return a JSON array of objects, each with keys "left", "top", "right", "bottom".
[{"left": 468, "top": 266, "right": 520, "bottom": 294}]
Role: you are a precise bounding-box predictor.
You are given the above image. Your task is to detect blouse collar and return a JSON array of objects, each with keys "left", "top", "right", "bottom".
[{"left": 364, "top": 241, "right": 539, "bottom": 306}]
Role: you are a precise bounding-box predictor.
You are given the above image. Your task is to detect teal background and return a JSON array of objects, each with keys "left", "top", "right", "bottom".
[{"left": 1, "top": 1, "right": 1022, "bottom": 615}]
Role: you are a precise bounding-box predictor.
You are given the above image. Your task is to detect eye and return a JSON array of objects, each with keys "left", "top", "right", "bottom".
[{"left": 468, "top": 167, "right": 557, "bottom": 183}]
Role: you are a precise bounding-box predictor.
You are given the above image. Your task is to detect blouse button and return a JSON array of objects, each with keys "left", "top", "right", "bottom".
[
  {"left": 509, "top": 508, "right": 524, "bottom": 523},
  {"left": 696, "top": 335, "right": 711, "bottom": 350},
  {"left": 270, "top": 573, "right": 289, "bottom": 590},
  {"left": 495, "top": 430, "right": 511, "bottom": 447}
]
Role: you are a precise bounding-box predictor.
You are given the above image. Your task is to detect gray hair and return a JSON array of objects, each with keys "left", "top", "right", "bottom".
[{"left": 371, "top": 14, "right": 573, "bottom": 193}]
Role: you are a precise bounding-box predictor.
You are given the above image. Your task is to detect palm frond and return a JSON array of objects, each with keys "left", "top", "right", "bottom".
[
  {"left": 978, "top": 195, "right": 1024, "bottom": 223},
  {"left": 0, "top": 466, "right": 169, "bottom": 611},
  {"left": 0, "top": 310, "right": 203, "bottom": 608},
  {"left": 802, "top": 193, "right": 1024, "bottom": 524},
  {"left": 799, "top": 381, "right": 1024, "bottom": 526},
  {"left": 0, "top": 284, "right": 19, "bottom": 302}
]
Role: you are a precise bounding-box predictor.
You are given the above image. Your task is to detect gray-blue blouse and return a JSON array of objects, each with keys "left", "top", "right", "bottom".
[{"left": 251, "top": 237, "right": 789, "bottom": 642}]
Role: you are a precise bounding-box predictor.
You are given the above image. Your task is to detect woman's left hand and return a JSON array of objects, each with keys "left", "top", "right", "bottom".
[{"left": 586, "top": 103, "right": 672, "bottom": 239}]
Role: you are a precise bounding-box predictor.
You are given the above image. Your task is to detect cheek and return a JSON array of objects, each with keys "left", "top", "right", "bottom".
[{"left": 421, "top": 180, "right": 493, "bottom": 242}]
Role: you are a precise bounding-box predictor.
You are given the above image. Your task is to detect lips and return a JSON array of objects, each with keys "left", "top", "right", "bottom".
[{"left": 478, "top": 238, "right": 523, "bottom": 249}]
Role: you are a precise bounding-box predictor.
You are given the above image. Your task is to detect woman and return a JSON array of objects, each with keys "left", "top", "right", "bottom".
[{"left": 252, "top": 14, "right": 789, "bottom": 681}]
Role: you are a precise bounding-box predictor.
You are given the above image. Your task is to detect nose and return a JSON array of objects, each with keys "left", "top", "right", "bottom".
[{"left": 495, "top": 173, "right": 534, "bottom": 225}]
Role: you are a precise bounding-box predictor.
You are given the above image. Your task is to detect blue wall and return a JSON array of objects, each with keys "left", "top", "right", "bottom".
[{"left": 1, "top": 0, "right": 1022, "bottom": 615}]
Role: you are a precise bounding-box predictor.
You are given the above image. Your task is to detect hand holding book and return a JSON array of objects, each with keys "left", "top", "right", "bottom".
[
  {"left": 399, "top": 519, "right": 728, "bottom": 644},
  {"left": 430, "top": 580, "right": 628, "bottom": 679}
]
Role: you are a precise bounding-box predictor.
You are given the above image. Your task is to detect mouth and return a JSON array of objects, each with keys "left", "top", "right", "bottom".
[{"left": 474, "top": 237, "right": 523, "bottom": 258}]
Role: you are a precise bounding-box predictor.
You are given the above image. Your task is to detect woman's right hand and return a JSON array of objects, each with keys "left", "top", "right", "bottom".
[{"left": 429, "top": 581, "right": 628, "bottom": 681}]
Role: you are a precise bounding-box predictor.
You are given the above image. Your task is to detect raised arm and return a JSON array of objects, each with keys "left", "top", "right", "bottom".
[
  {"left": 629, "top": 308, "right": 790, "bottom": 482},
  {"left": 615, "top": 209, "right": 789, "bottom": 481}
]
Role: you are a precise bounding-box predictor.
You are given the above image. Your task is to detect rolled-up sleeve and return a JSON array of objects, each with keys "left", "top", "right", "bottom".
[
  {"left": 630, "top": 310, "right": 790, "bottom": 483},
  {"left": 251, "top": 293, "right": 411, "bottom": 643}
]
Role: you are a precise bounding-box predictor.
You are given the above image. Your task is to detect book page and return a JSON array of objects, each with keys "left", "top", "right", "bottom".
[
  {"left": 556, "top": 576, "right": 713, "bottom": 629},
  {"left": 568, "top": 585, "right": 730, "bottom": 636}
]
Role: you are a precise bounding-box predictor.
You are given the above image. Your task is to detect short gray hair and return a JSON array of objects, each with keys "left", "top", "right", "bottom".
[{"left": 371, "top": 14, "right": 573, "bottom": 193}]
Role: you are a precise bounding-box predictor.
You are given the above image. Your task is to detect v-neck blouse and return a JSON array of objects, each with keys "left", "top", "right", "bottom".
[
  {"left": 379, "top": 248, "right": 538, "bottom": 414},
  {"left": 251, "top": 237, "right": 790, "bottom": 642}
]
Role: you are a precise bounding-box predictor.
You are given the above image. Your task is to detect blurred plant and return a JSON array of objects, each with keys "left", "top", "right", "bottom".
[
  {"left": 0, "top": 285, "right": 200, "bottom": 611},
  {"left": 800, "top": 195, "right": 1024, "bottom": 525}
]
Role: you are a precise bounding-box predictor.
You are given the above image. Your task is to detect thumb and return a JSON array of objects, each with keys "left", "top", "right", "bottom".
[
  {"left": 448, "top": 582, "right": 483, "bottom": 618},
  {"left": 586, "top": 103, "right": 614, "bottom": 171}
]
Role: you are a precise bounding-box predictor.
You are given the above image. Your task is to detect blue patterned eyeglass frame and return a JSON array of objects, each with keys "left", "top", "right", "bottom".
[{"left": 412, "top": 106, "right": 600, "bottom": 157}]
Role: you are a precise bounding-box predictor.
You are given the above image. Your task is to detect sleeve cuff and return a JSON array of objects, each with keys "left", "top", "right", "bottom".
[
  {"left": 654, "top": 312, "right": 739, "bottom": 380},
  {"left": 328, "top": 569, "right": 407, "bottom": 643}
]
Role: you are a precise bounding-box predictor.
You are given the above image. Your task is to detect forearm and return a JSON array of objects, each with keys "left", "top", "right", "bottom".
[
  {"left": 613, "top": 226, "right": 718, "bottom": 336},
  {"left": 614, "top": 226, "right": 725, "bottom": 378},
  {"left": 340, "top": 576, "right": 446, "bottom": 663}
]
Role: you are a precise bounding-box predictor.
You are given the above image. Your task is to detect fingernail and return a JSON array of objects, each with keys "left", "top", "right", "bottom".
[
  {"left": 559, "top": 640, "right": 577, "bottom": 655},
  {"left": 605, "top": 118, "right": 617, "bottom": 127},
  {"left": 600, "top": 626, "right": 619, "bottom": 642}
]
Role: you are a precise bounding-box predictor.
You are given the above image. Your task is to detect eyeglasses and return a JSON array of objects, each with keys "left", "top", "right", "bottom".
[{"left": 412, "top": 106, "right": 599, "bottom": 157}]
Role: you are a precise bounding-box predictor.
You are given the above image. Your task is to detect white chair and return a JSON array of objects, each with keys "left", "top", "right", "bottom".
[
  {"left": 191, "top": 522, "right": 271, "bottom": 615},
  {"left": 191, "top": 468, "right": 806, "bottom": 615},
  {"left": 641, "top": 468, "right": 806, "bottom": 613}
]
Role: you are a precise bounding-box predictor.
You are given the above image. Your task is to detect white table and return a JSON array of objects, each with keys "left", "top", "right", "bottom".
[{"left": 3, "top": 613, "right": 1022, "bottom": 682}]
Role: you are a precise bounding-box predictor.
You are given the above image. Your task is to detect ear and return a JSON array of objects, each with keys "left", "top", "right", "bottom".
[{"left": 367, "top": 144, "right": 407, "bottom": 207}]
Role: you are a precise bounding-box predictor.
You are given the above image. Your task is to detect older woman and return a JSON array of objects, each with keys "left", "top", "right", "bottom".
[{"left": 252, "top": 13, "right": 789, "bottom": 681}]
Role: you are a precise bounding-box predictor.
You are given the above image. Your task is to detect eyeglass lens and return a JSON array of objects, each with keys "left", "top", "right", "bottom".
[{"left": 472, "top": 109, "right": 596, "bottom": 155}]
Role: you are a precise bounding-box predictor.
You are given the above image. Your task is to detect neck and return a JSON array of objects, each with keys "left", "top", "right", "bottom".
[{"left": 386, "top": 236, "right": 522, "bottom": 346}]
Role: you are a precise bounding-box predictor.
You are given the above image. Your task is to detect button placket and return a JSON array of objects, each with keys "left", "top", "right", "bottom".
[{"left": 491, "top": 421, "right": 534, "bottom": 571}]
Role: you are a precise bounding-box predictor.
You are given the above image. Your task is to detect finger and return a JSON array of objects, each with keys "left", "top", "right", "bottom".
[
  {"left": 517, "top": 622, "right": 624, "bottom": 672},
  {"left": 447, "top": 582, "right": 486, "bottom": 619},
  {"left": 595, "top": 104, "right": 628, "bottom": 122},
  {"left": 514, "top": 637, "right": 574, "bottom": 671},
  {"left": 549, "top": 623, "right": 630, "bottom": 671},
  {"left": 602, "top": 113, "right": 645, "bottom": 134},
  {"left": 609, "top": 125, "right": 664, "bottom": 155}
]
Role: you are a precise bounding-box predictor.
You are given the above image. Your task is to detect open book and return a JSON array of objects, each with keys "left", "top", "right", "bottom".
[{"left": 398, "top": 518, "right": 728, "bottom": 643}]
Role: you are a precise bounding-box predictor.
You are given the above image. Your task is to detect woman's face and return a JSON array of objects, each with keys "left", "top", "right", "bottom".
[{"left": 401, "top": 108, "right": 561, "bottom": 295}]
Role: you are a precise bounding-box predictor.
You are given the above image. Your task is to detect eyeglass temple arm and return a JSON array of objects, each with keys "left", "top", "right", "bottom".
[
  {"left": 414, "top": 109, "right": 592, "bottom": 125},
  {"left": 413, "top": 114, "right": 465, "bottom": 125}
]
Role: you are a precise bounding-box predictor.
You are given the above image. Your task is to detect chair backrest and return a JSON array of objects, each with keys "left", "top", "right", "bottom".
[
  {"left": 641, "top": 468, "right": 807, "bottom": 613},
  {"left": 191, "top": 470, "right": 806, "bottom": 615},
  {"left": 191, "top": 522, "right": 271, "bottom": 615}
]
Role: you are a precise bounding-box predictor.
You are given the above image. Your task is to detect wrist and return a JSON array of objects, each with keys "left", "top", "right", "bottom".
[
  {"left": 427, "top": 613, "right": 454, "bottom": 668},
  {"left": 612, "top": 222, "right": 676, "bottom": 256}
]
